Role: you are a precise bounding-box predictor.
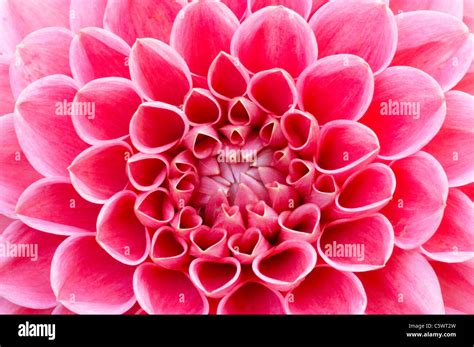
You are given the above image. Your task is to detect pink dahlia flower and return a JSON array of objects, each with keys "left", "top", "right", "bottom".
[{"left": 0, "top": 0, "right": 473, "bottom": 315}]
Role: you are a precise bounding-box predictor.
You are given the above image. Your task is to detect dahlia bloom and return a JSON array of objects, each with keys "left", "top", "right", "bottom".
[{"left": 0, "top": 0, "right": 473, "bottom": 315}]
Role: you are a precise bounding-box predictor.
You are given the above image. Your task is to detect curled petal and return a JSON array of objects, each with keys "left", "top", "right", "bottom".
[
  {"left": 306, "top": 174, "right": 338, "bottom": 209},
  {"left": 104, "top": 0, "right": 184, "bottom": 45},
  {"left": 197, "top": 157, "right": 220, "bottom": 177},
  {"left": 204, "top": 189, "right": 229, "bottom": 225},
  {"left": 208, "top": 52, "right": 249, "bottom": 101},
  {"left": 0, "top": 57, "right": 14, "bottom": 114},
  {"left": 248, "top": 0, "right": 312, "bottom": 20},
  {"left": 232, "top": 6, "right": 318, "bottom": 77},
  {"left": 135, "top": 188, "right": 175, "bottom": 229},
  {"left": 68, "top": 141, "right": 132, "bottom": 204},
  {"left": 297, "top": 54, "right": 374, "bottom": 125},
  {"left": 214, "top": 204, "right": 246, "bottom": 235},
  {"left": 51, "top": 235, "right": 136, "bottom": 314},
  {"left": 285, "top": 265, "right": 367, "bottom": 314},
  {"left": 228, "top": 227, "right": 271, "bottom": 264},
  {"left": 248, "top": 68, "right": 297, "bottom": 116},
  {"left": 170, "top": 206, "right": 203, "bottom": 238},
  {"left": 16, "top": 177, "right": 101, "bottom": 235},
  {"left": 318, "top": 214, "right": 394, "bottom": 272},
  {"left": 129, "top": 38, "right": 192, "bottom": 104},
  {"left": 133, "top": 263, "right": 209, "bottom": 314},
  {"left": 392, "top": 11, "right": 473, "bottom": 91},
  {"left": 0, "top": 221, "right": 63, "bottom": 309},
  {"left": 184, "top": 88, "right": 222, "bottom": 126},
  {"left": 272, "top": 147, "right": 297, "bottom": 175},
  {"left": 14, "top": 75, "right": 88, "bottom": 177},
  {"left": 314, "top": 120, "right": 380, "bottom": 180},
  {"left": 219, "top": 125, "right": 251, "bottom": 146},
  {"left": 127, "top": 153, "right": 169, "bottom": 192},
  {"left": 246, "top": 201, "right": 279, "bottom": 240},
  {"left": 72, "top": 77, "right": 142, "bottom": 145},
  {"left": 9, "top": 27, "right": 73, "bottom": 98},
  {"left": 171, "top": 0, "right": 240, "bottom": 76},
  {"left": 190, "top": 227, "right": 228, "bottom": 258},
  {"left": 390, "top": 0, "right": 463, "bottom": 18},
  {"left": 70, "top": 0, "right": 107, "bottom": 33},
  {"left": 382, "top": 151, "right": 449, "bottom": 249},
  {"left": 358, "top": 249, "right": 445, "bottom": 314},
  {"left": 278, "top": 203, "right": 321, "bottom": 243},
  {"left": 217, "top": 281, "right": 285, "bottom": 314},
  {"left": 169, "top": 172, "right": 199, "bottom": 207},
  {"left": 183, "top": 125, "right": 222, "bottom": 159},
  {"left": 169, "top": 150, "right": 197, "bottom": 177},
  {"left": 97, "top": 191, "right": 150, "bottom": 265},
  {"left": 421, "top": 188, "right": 474, "bottom": 263},
  {"left": 252, "top": 239, "right": 317, "bottom": 291},
  {"left": 150, "top": 226, "right": 190, "bottom": 270},
  {"left": 259, "top": 115, "right": 286, "bottom": 148},
  {"left": 189, "top": 257, "right": 241, "bottom": 298},
  {"left": 266, "top": 181, "right": 301, "bottom": 213},
  {"left": 130, "top": 101, "right": 189, "bottom": 154},
  {"left": 424, "top": 91, "right": 474, "bottom": 187},
  {"left": 281, "top": 110, "right": 319, "bottom": 159},
  {"left": 69, "top": 27, "right": 130, "bottom": 86},
  {"left": 309, "top": 0, "right": 397, "bottom": 74},
  {"left": 228, "top": 97, "right": 264, "bottom": 126},
  {"left": 0, "top": 114, "right": 41, "bottom": 217}
]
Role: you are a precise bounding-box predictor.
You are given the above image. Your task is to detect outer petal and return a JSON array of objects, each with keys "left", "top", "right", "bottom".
[
  {"left": 170, "top": 0, "right": 240, "bottom": 76},
  {"left": 309, "top": 0, "right": 397, "bottom": 74},
  {"left": 9, "top": 27, "right": 73, "bottom": 98},
  {"left": 129, "top": 38, "right": 191, "bottom": 105},
  {"left": 421, "top": 188, "right": 474, "bottom": 263},
  {"left": 285, "top": 265, "right": 367, "bottom": 314},
  {"left": 70, "top": 0, "right": 107, "bottom": 33},
  {"left": 392, "top": 11, "right": 473, "bottom": 91},
  {"left": 0, "top": 221, "right": 63, "bottom": 309},
  {"left": 382, "top": 151, "right": 449, "bottom": 249},
  {"left": 358, "top": 249, "right": 445, "bottom": 314},
  {"left": 389, "top": 0, "right": 463, "bottom": 18},
  {"left": 51, "top": 235, "right": 136, "bottom": 314},
  {"left": 465, "top": 0, "right": 474, "bottom": 32},
  {"left": 68, "top": 141, "right": 132, "bottom": 204},
  {"left": 208, "top": 52, "right": 250, "bottom": 101},
  {"left": 0, "top": 56, "right": 15, "bottom": 113},
  {"left": 0, "top": 297, "right": 53, "bottom": 314},
  {"left": 454, "top": 56, "right": 474, "bottom": 93},
  {"left": 221, "top": 0, "right": 248, "bottom": 21},
  {"left": 248, "top": 0, "right": 312, "bottom": 20},
  {"left": 297, "top": 54, "right": 374, "bottom": 125},
  {"left": 14, "top": 75, "right": 88, "bottom": 177},
  {"left": 423, "top": 91, "right": 474, "bottom": 187},
  {"left": 69, "top": 27, "right": 131, "bottom": 86},
  {"left": 104, "top": 0, "right": 185, "bottom": 45},
  {"left": 133, "top": 263, "right": 209, "bottom": 314},
  {"left": 0, "top": 114, "right": 41, "bottom": 217},
  {"left": 16, "top": 177, "right": 101, "bottom": 235},
  {"left": 359, "top": 66, "right": 446, "bottom": 160},
  {"left": 231, "top": 6, "right": 318, "bottom": 77}
]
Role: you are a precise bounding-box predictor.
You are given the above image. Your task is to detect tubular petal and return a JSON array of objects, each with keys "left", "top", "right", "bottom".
[
  {"left": 306, "top": 174, "right": 338, "bottom": 209},
  {"left": 151, "top": 226, "right": 190, "bottom": 270},
  {"left": 127, "top": 153, "right": 169, "bottom": 192},
  {"left": 208, "top": 52, "right": 249, "bottom": 101},
  {"left": 190, "top": 227, "right": 229, "bottom": 258},
  {"left": 183, "top": 125, "right": 222, "bottom": 159},
  {"left": 228, "top": 227, "right": 271, "bottom": 264},
  {"left": 246, "top": 201, "right": 279, "bottom": 240},
  {"left": 135, "top": 188, "right": 175, "bottom": 229},
  {"left": 228, "top": 97, "right": 264, "bottom": 126},
  {"left": 170, "top": 206, "right": 203, "bottom": 238},
  {"left": 278, "top": 203, "right": 321, "bottom": 243},
  {"left": 183, "top": 88, "right": 222, "bottom": 126},
  {"left": 281, "top": 110, "right": 319, "bottom": 159}
]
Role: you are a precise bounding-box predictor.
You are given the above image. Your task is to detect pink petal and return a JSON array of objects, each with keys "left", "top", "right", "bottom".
[
  {"left": 183, "top": 125, "right": 222, "bottom": 159},
  {"left": 9, "top": 27, "right": 73, "bottom": 98},
  {"left": 459, "top": 182, "right": 474, "bottom": 201},
  {"left": 285, "top": 265, "right": 367, "bottom": 314},
  {"left": 232, "top": 6, "right": 318, "bottom": 77},
  {"left": 423, "top": 91, "right": 474, "bottom": 187},
  {"left": 246, "top": 201, "right": 279, "bottom": 240},
  {"left": 392, "top": 11, "right": 473, "bottom": 91},
  {"left": 0, "top": 56, "right": 15, "bottom": 114},
  {"left": 266, "top": 181, "right": 301, "bottom": 213},
  {"left": 259, "top": 115, "right": 287, "bottom": 148},
  {"left": 184, "top": 88, "right": 222, "bottom": 126},
  {"left": 97, "top": 191, "right": 150, "bottom": 265},
  {"left": 135, "top": 188, "right": 175, "bottom": 229},
  {"left": 305, "top": 174, "right": 338, "bottom": 209},
  {"left": 133, "top": 263, "right": 209, "bottom": 314},
  {"left": 310, "top": 0, "right": 329, "bottom": 16},
  {"left": 252, "top": 239, "right": 317, "bottom": 291},
  {"left": 71, "top": 77, "right": 142, "bottom": 145},
  {"left": 465, "top": 0, "right": 474, "bottom": 32},
  {"left": 0, "top": 221, "right": 63, "bottom": 308},
  {"left": 297, "top": 54, "right": 374, "bottom": 125},
  {"left": 208, "top": 52, "right": 250, "bottom": 101},
  {"left": 228, "top": 227, "right": 271, "bottom": 264},
  {"left": 217, "top": 281, "right": 285, "bottom": 314},
  {"left": 170, "top": 0, "right": 240, "bottom": 76},
  {"left": 221, "top": 0, "right": 248, "bottom": 21},
  {"left": 150, "top": 226, "right": 190, "bottom": 270},
  {"left": 170, "top": 205, "right": 203, "bottom": 238},
  {"left": 129, "top": 38, "right": 191, "bottom": 104},
  {"left": 68, "top": 141, "right": 132, "bottom": 204},
  {"left": 272, "top": 147, "right": 297, "bottom": 175},
  {"left": 454, "top": 56, "right": 474, "bottom": 93},
  {"left": 430, "top": 260, "right": 474, "bottom": 313},
  {"left": 219, "top": 125, "right": 252, "bottom": 146},
  {"left": 70, "top": 0, "right": 107, "bottom": 33},
  {"left": 390, "top": 0, "right": 463, "bottom": 18},
  {"left": 190, "top": 227, "right": 228, "bottom": 258},
  {"left": 248, "top": 0, "right": 313, "bottom": 20},
  {"left": 14, "top": 75, "right": 88, "bottom": 177},
  {"left": 104, "top": 0, "right": 185, "bottom": 45},
  {"left": 278, "top": 203, "right": 321, "bottom": 243},
  {"left": 70, "top": 27, "right": 130, "bottom": 86},
  {"left": 127, "top": 153, "right": 169, "bottom": 192},
  {"left": 318, "top": 214, "right": 394, "bottom": 272},
  {"left": 0, "top": 296, "right": 53, "bottom": 314},
  {"left": 51, "top": 235, "right": 136, "bottom": 314},
  {"left": 0, "top": 114, "right": 41, "bottom": 217},
  {"left": 213, "top": 204, "right": 246, "bottom": 236},
  {"left": 130, "top": 101, "right": 189, "bottom": 154},
  {"left": 169, "top": 150, "right": 197, "bottom": 177},
  {"left": 358, "top": 248, "right": 445, "bottom": 314},
  {"left": 189, "top": 257, "right": 241, "bottom": 298},
  {"left": 16, "top": 177, "right": 101, "bottom": 235},
  {"left": 359, "top": 66, "right": 446, "bottom": 160},
  {"left": 309, "top": 0, "right": 397, "bottom": 74},
  {"left": 228, "top": 97, "right": 264, "bottom": 126},
  {"left": 382, "top": 151, "right": 449, "bottom": 249},
  {"left": 421, "top": 188, "right": 474, "bottom": 263},
  {"left": 314, "top": 120, "right": 379, "bottom": 180},
  {"left": 169, "top": 172, "right": 199, "bottom": 207},
  {"left": 204, "top": 189, "right": 229, "bottom": 225},
  {"left": 281, "top": 110, "right": 319, "bottom": 159}
]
